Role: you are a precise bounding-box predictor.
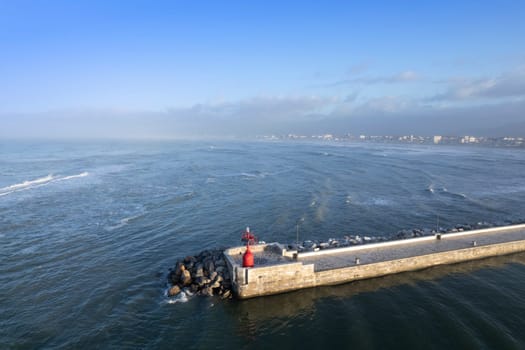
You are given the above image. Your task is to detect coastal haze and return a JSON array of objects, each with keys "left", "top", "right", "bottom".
[{"left": 2, "top": 1, "right": 525, "bottom": 349}]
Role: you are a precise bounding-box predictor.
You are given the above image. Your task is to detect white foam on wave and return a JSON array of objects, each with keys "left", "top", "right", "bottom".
[
  {"left": 57, "top": 171, "right": 89, "bottom": 181},
  {"left": 164, "top": 289, "right": 193, "bottom": 305},
  {"left": 216, "top": 170, "right": 286, "bottom": 180},
  {"left": 366, "top": 198, "right": 394, "bottom": 206},
  {"left": 241, "top": 172, "right": 262, "bottom": 179},
  {"left": 0, "top": 174, "right": 54, "bottom": 192},
  {"left": 20, "top": 245, "right": 38, "bottom": 255},
  {"left": 0, "top": 172, "right": 89, "bottom": 198},
  {"left": 104, "top": 213, "right": 143, "bottom": 232},
  {"left": 429, "top": 186, "right": 467, "bottom": 199},
  {"left": 447, "top": 190, "right": 467, "bottom": 199},
  {"left": 240, "top": 171, "right": 273, "bottom": 180}
]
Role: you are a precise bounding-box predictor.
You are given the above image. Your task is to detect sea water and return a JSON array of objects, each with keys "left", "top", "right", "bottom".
[{"left": 1, "top": 140, "right": 525, "bottom": 349}]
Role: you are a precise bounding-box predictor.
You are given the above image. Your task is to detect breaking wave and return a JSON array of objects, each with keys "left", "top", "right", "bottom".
[
  {"left": 163, "top": 287, "right": 193, "bottom": 305},
  {"left": 241, "top": 171, "right": 270, "bottom": 179},
  {"left": 426, "top": 184, "right": 467, "bottom": 199},
  {"left": 365, "top": 198, "right": 394, "bottom": 206},
  {"left": 0, "top": 172, "right": 89, "bottom": 197},
  {"left": 57, "top": 172, "right": 89, "bottom": 181},
  {"left": 0, "top": 174, "right": 54, "bottom": 192}
]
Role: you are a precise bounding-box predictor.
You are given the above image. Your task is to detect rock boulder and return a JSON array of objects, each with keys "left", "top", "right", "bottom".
[
  {"left": 180, "top": 269, "right": 192, "bottom": 286},
  {"left": 168, "top": 285, "right": 181, "bottom": 296}
]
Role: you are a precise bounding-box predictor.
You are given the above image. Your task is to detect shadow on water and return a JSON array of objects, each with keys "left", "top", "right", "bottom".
[{"left": 228, "top": 252, "right": 525, "bottom": 322}]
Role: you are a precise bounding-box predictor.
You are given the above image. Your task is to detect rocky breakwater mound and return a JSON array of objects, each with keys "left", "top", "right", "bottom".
[{"left": 167, "top": 248, "right": 233, "bottom": 300}]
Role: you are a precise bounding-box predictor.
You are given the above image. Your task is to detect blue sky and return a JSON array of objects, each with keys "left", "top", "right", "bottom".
[{"left": 1, "top": 1, "right": 524, "bottom": 138}]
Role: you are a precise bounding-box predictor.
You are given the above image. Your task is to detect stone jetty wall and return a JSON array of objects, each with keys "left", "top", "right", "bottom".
[
  {"left": 228, "top": 225, "right": 525, "bottom": 299},
  {"left": 314, "top": 240, "right": 525, "bottom": 287}
]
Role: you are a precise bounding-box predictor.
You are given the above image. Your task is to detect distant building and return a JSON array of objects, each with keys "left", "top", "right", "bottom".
[{"left": 259, "top": 133, "right": 524, "bottom": 148}]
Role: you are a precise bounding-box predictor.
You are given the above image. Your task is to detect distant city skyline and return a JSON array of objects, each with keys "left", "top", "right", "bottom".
[
  {"left": 1, "top": 1, "right": 524, "bottom": 139},
  {"left": 262, "top": 133, "right": 525, "bottom": 147}
]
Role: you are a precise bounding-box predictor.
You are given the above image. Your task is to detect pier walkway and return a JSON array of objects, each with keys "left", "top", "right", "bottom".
[{"left": 299, "top": 225, "right": 525, "bottom": 271}]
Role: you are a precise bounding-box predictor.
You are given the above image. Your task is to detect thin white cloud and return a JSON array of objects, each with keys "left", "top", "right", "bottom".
[
  {"left": 328, "top": 70, "right": 421, "bottom": 87},
  {"left": 430, "top": 69, "right": 525, "bottom": 101},
  {"left": 344, "top": 92, "right": 360, "bottom": 103},
  {"left": 167, "top": 95, "right": 335, "bottom": 122},
  {"left": 394, "top": 71, "right": 419, "bottom": 82},
  {"left": 354, "top": 96, "right": 413, "bottom": 113},
  {"left": 347, "top": 62, "right": 370, "bottom": 75}
]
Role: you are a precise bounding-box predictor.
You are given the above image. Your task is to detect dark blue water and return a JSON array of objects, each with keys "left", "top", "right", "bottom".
[{"left": 1, "top": 140, "right": 525, "bottom": 349}]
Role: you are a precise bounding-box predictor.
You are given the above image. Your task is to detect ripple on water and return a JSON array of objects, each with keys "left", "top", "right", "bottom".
[{"left": 2, "top": 141, "right": 525, "bottom": 349}]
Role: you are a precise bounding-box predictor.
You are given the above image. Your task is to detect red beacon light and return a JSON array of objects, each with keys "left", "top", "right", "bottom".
[
  {"left": 242, "top": 243, "right": 254, "bottom": 267},
  {"left": 241, "top": 226, "right": 258, "bottom": 245},
  {"left": 241, "top": 226, "right": 256, "bottom": 268}
]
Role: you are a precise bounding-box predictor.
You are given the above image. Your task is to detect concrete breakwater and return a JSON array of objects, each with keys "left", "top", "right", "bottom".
[
  {"left": 167, "top": 222, "right": 525, "bottom": 301},
  {"left": 224, "top": 223, "right": 525, "bottom": 299}
]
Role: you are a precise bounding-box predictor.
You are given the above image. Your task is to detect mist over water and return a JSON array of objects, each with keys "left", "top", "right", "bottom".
[{"left": 1, "top": 140, "right": 525, "bottom": 349}]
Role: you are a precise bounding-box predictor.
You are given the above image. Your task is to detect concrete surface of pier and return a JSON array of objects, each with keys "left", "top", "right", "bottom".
[{"left": 224, "top": 224, "right": 525, "bottom": 299}]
